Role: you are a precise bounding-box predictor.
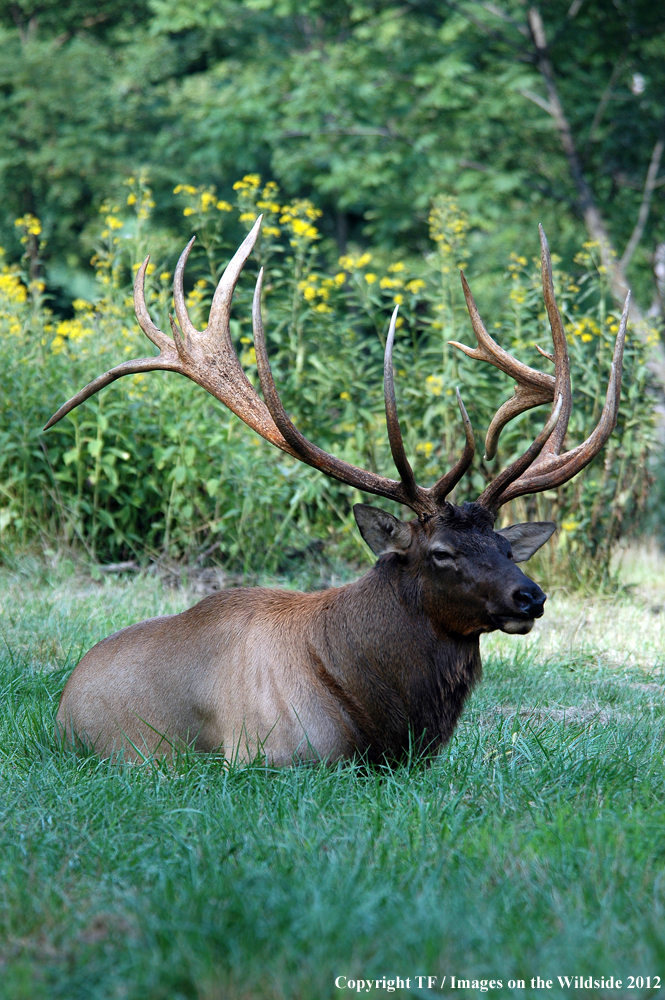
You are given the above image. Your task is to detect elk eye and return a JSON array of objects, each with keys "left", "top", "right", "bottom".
[{"left": 431, "top": 548, "right": 455, "bottom": 565}]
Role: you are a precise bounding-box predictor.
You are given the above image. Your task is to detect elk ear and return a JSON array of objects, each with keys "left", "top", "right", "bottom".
[
  {"left": 353, "top": 504, "right": 412, "bottom": 556},
  {"left": 497, "top": 521, "right": 556, "bottom": 562}
]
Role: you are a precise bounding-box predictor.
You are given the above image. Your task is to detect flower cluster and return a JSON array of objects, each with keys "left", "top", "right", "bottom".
[
  {"left": 337, "top": 252, "right": 426, "bottom": 316},
  {"left": 569, "top": 316, "right": 601, "bottom": 343},
  {"left": 0, "top": 249, "right": 28, "bottom": 337},
  {"left": 234, "top": 176, "right": 281, "bottom": 238},
  {"left": 14, "top": 214, "right": 42, "bottom": 240},
  {"left": 338, "top": 252, "right": 372, "bottom": 271},
  {"left": 297, "top": 273, "right": 345, "bottom": 313},
  {"left": 174, "top": 183, "right": 233, "bottom": 221},
  {"left": 425, "top": 374, "right": 444, "bottom": 396},
  {"left": 280, "top": 199, "right": 321, "bottom": 248},
  {"left": 126, "top": 173, "right": 156, "bottom": 223},
  {"left": 49, "top": 299, "right": 95, "bottom": 354},
  {"left": 428, "top": 197, "right": 470, "bottom": 273},
  {"left": 184, "top": 278, "right": 209, "bottom": 328}
]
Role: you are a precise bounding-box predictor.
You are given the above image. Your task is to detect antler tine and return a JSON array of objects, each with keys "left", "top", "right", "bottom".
[
  {"left": 492, "top": 294, "right": 628, "bottom": 507},
  {"left": 43, "top": 355, "right": 182, "bottom": 431},
  {"left": 44, "top": 256, "right": 186, "bottom": 430},
  {"left": 251, "top": 270, "right": 436, "bottom": 510},
  {"left": 452, "top": 272, "right": 554, "bottom": 460},
  {"left": 172, "top": 237, "right": 199, "bottom": 341},
  {"left": 429, "top": 389, "right": 475, "bottom": 503},
  {"left": 476, "top": 394, "right": 563, "bottom": 510},
  {"left": 383, "top": 306, "right": 419, "bottom": 504},
  {"left": 533, "top": 224, "right": 572, "bottom": 462},
  {"left": 207, "top": 216, "right": 263, "bottom": 342},
  {"left": 134, "top": 256, "right": 174, "bottom": 352}
]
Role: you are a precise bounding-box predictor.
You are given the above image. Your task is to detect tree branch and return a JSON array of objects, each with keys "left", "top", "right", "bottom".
[
  {"left": 476, "top": 2, "right": 530, "bottom": 37},
  {"left": 519, "top": 88, "right": 554, "bottom": 116},
  {"left": 586, "top": 57, "right": 626, "bottom": 147},
  {"left": 620, "top": 136, "right": 665, "bottom": 271},
  {"left": 526, "top": 6, "right": 633, "bottom": 309}
]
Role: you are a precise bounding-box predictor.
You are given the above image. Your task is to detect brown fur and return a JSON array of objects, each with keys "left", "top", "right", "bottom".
[{"left": 56, "top": 504, "right": 551, "bottom": 764}]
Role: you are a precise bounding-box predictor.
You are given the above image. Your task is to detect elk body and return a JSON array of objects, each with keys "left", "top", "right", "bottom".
[{"left": 48, "top": 220, "right": 628, "bottom": 764}]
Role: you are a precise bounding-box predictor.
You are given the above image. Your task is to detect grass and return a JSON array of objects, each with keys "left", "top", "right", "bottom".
[{"left": 1, "top": 550, "right": 665, "bottom": 999}]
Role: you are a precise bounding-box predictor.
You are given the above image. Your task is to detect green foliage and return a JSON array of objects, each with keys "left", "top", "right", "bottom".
[
  {"left": 0, "top": 1, "right": 663, "bottom": 309},
  {"left": 0, "top": 177, "right": 656, "bottom": 581}
]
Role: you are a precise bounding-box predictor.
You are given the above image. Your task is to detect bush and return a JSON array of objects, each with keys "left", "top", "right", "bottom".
[{"left": 0, "top": 175, "right": 656, "bottom": 583}]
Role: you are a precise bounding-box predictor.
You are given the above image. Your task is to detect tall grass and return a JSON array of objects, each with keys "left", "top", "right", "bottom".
[{"left": 1, "top": 562, "right": 665, "bottom": 997}]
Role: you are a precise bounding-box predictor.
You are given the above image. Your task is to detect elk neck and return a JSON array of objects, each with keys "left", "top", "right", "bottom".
[{"left": 305, "top": 555, "right": 482, "bottom": 762}]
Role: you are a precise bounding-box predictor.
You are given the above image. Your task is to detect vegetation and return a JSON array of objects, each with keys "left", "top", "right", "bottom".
[
  {"left": 1, "top": 553, "right": 664, "bottom": 997},
  {"left": 0, "top": 1, "right": 664, "bottom": 318},
  {"left": 0, "top": 174, "right": 655, "bottom": 581},
  {"left": 0, "top": 6, "right": 663, "bottom": 996}
]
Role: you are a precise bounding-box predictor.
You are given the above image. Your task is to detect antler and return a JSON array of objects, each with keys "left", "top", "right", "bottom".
[
  {"left": 252, "top": 278, "right": 474, "bottom": 515},
  {"left": 450, "top": 226, "right": 628, "bottom": 510},
  {"left": 45, "top": 218, "right": 475, "bottom": 518},
  {"left": 45, "top": 218, "right": 293, "bottom": 454}
]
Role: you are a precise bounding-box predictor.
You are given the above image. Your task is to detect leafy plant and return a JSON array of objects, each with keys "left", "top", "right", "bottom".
[{"left": 0, "top": 175, "right": 655, "bottom": 583}]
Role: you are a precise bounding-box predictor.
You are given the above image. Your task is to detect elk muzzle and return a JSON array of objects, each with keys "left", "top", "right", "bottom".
[{"left": 491, "top": 578, "right": 546, "bottom": 634}]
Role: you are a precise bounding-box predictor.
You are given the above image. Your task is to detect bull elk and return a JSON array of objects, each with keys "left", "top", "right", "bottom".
[{"left": 47, "top": 218, "right": 628, "bottom": 764}]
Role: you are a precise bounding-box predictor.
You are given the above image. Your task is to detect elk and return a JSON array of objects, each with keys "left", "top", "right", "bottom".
[{"left": 48, "top": 218, "right": 628, "bottom": 764}]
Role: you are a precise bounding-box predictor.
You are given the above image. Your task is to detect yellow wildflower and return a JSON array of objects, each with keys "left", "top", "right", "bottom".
[
  {"left": 291, "top": 218, "right": 318, "bottom": 239},
  {"left": 0, "top": 271, "right": 28, "bottom": 304},
  {"left": 216, "top": 200, "right": 233, "bottom": 212},
  {"left": 14, "top": 214, "right": 42, "bottom": 236},
  {"left": 340, "top": 391, "right": 351, "bottom": 401},
  {"left": 405, "top": 279, "right": 425, "bottom": 294},
  {"left": 364, "top": 273, "right": 377, "bottom": 284}
]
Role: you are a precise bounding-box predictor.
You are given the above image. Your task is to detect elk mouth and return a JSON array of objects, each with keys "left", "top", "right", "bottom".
[
  {"left": 490, "top": 610, "right": 543, "bottom": 635},
  {"left": 496, "top": 616, "right": 535, "bottom": 635}
]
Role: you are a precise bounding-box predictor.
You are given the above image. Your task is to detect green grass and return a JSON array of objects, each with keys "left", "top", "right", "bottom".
[{"left": 2, "top": 555, "right": 665, "bottom": 999}]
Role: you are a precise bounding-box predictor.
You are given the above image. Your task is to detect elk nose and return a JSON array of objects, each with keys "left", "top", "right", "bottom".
[{"left": 512, "top": 584, "right": 546, "bottom": 618}]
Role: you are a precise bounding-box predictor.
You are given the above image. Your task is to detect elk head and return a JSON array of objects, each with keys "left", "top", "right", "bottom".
[{"left": 45, "top": 218, "right": 628, "bottom": 639}]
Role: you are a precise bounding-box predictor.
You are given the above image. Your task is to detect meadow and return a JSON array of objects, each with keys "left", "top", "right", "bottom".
[{"left": 1, "top": 548, "right": 665, "bottom": 999}]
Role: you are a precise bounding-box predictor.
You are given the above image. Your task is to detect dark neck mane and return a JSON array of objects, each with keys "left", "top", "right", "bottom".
[{"left": 314, "top": 559, "right": 482, "bottom": 762}]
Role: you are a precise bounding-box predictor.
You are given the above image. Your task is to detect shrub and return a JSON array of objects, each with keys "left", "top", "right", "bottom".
[{"left": 0, "top": 176, "right": 655, "bottom": 583}]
